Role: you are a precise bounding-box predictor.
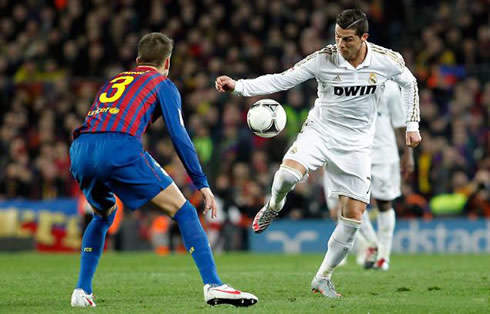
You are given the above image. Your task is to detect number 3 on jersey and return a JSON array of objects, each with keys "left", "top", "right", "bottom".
[{"left": 99, "top": 76, "right": 134, "bottom": 103}]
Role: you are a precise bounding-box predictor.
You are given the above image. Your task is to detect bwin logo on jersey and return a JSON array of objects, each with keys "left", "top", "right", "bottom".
[{"left": 334, "top": 85, "right": 377, "bottom": 97}]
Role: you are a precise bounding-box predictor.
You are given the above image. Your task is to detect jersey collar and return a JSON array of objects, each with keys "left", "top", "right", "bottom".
[
  {"left": 135, "top": 65, "right": 158, "bottom": 72},
  {"left": 359, "top": 42, "right": 373, "bottom": 68},
  {"left": 337, "top": 41, "right": 373, "bottom": 70}
]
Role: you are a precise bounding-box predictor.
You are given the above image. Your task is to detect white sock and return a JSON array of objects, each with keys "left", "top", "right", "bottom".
[
  {"left": 316, "top": 216, "right": 361, "bottom": 279},
  {"left": 269, "top": 165, "right": 302, "bottom": 211},
  {"left": 377, "top": 208, "right": 395, "bottom": 261},
  {"left": 353, "top": 231, "right": 368, "bottom": 265},
  {"left": 359, "top": 210, "right": 378, "bottom": 247}
]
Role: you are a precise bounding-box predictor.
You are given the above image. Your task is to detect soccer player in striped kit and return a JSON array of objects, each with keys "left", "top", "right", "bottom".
[
  {"left": 70, "top": 33, "right": 257, "bottom": 308},
  {"left": 216, "top": 9, "right": 421, "bottom": 298}
]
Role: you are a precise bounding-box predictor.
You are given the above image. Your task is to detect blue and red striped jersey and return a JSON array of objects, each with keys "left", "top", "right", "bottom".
[
  {"left": 74, "top": 66, "right": 167, "bottom": 139},
  {"left": 73, "top": 65, "right": 208, "bottom": 189}
]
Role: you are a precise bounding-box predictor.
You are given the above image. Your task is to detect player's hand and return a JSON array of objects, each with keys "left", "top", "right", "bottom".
[
  {"left": 401, "top": 148, "right": 415, "bottom": 180},
  {"left": 406, "top": 131, "right": 421, "bottom": 148},
  {"left": 215, "top": 75, "right": 236, "bottom": 93},
  {"left": 200, "top": 187, "right": 218, "bottom": 218}
]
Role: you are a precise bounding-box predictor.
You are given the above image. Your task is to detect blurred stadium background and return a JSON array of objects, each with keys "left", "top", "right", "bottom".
[{"left": 0, "top": 0, "right": 488, "bottom": 258}]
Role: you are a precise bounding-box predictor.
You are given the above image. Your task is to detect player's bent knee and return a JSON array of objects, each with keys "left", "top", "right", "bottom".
[
  {"left": 339, "top": 196, "right": 367, "bottom": 220},
  {"left": 93, "top": 204, "right": 117, "bottom": 217},
  {"left": 145, "top": 183, "right": 186, "bottom": 217},
  {"left": 342, "top": 210, "right": 363, "bottom": 221},
  {"left": 273, "top": 165, "right": 304, "bottom": 193},
  {"left": 282, "top": 159, "right": 307, "bottom": 176}
]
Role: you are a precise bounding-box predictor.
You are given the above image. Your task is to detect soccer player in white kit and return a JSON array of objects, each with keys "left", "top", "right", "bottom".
[
  {"left": 215, "top": 9, "right": 421, "bottom": 298},
  {"left": 326, "top": 80, "right": 414, "bottom": 271}
]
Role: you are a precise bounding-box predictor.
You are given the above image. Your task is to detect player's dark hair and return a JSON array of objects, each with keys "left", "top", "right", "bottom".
[
  {"left": 137, "top": 33, "right": 174, "bottom": 67},
  {"left": 336, "top": 9, "right": 368, "bottom": 37}
]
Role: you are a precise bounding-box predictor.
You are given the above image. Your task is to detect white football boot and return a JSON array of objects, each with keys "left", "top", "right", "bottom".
[
  {"left": 71, "top": 288, "right": 96, "bottom": 307},
  {"left": 311, "top": 276, "right": 341, "bottom": 298},
  {"left": 204, "top": 284, "right": 258, "bottom": 307}
]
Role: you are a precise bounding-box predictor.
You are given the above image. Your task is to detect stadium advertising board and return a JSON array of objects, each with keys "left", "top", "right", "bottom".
[
  {"left": 250, "top": 219, "right": 490, "bottom": 254},
  {"left": 0, "top": 199, "right": 80, "bottom": 252}
]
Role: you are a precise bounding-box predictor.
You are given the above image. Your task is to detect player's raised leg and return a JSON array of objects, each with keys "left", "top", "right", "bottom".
[
  {"left": 312, "top": 196, "right": 365, "bottom": 298},
  {"left": 375, "top": 200, "right": 396, "bottom": 270},
  {"left": 145, "top": 183, "right": 258, "bottom": 307},
  {"left": 253, "top": 159, "right": 306, "bottom": 233}
]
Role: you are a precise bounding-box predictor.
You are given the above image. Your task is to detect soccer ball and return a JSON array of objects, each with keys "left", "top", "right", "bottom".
[{"left": 247, "top": 99, "right": 287, "bottom": 138}]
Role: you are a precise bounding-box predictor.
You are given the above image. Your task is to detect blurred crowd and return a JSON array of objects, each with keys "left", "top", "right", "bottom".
[{"left": 0, "top": 0, "right": 489, "bottom": 249}]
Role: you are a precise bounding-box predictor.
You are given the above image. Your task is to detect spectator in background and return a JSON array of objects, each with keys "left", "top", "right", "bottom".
[{"left": 464, "top": 167, "right": 490, "bottom": 218}]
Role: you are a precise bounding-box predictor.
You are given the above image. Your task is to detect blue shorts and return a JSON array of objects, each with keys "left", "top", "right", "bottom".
[{"left": 70, "top": 132, "right": 173, "bottom": 211}]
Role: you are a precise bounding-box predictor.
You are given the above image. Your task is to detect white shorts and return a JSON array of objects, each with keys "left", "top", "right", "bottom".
[
  {"left": 371, "top": 161, "right": 401, "bottom": 201},
  {"left": 284, "top": 122, "right": 372, "bottom": 204}
]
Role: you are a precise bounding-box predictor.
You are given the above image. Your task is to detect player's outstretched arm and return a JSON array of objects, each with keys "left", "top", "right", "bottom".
[
  {"left": 215, "top": 50, "right": 320, "bottom": 97},
  {"left": 158, "top": 81, "right": 215, "bottom": 215},
  {"left": 215, "top": 76, "right": 236, "bottom": 93}
]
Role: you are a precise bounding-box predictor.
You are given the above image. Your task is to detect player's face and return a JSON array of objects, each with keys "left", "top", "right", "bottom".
[{"left": 335, "top": 25, "right": 365, "bottom": 61}]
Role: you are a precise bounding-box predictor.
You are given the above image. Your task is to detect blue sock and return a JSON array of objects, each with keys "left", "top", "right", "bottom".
[
  {"left": 76, "top": 208, "right": 116, "bottom": 294},
  {"left": 173, "top": 201, "right": 222, "bottom": 285}
]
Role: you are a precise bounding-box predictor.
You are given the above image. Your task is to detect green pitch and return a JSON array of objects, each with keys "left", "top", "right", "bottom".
[{"left": 0, "top": 253, "right": 488, "bottom": 313}]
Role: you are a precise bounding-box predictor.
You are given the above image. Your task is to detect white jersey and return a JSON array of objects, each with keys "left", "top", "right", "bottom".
[
  {"left": 372, "top": 80, "right": 406, "bottom": 164},
  {"left": 234, "top": 42, "right": 419, "bottom": 151}
]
